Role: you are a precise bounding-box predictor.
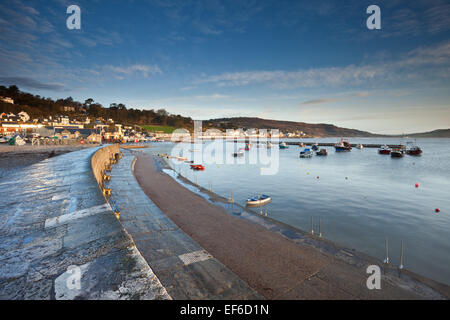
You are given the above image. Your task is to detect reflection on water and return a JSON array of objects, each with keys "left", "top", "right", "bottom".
[{"left": 146, "top": 138, "right": 450, "bottom": 285}]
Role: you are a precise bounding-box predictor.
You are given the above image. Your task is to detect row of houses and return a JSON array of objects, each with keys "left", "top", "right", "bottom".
[{"left": 0, "top": 111, "right": 155, "bottom": 144}]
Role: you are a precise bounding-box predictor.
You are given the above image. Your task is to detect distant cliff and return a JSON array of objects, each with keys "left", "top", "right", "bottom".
[{"left": 400, "top": 129, "right": 450, "bottom": 138}]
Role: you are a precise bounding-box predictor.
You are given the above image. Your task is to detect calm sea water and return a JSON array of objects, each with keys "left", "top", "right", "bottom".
[{"left": 146, "top": 138, "right": 450, "bottom": 285}]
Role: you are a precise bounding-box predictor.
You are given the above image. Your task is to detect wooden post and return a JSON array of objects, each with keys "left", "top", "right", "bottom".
[
  {"left": 319, "top": 218, "right": 322, "bottom": 238},
  {"left": 384, "top": 238, "right": 390, "bottom": 265},
  {"left": 311, "top": 216, "right": 314, "bottom": 235},
  {"left": 399, "top": 240, "right": 404, "bottom": 270}
]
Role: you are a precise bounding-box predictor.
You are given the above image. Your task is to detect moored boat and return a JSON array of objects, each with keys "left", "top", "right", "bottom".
[
  {"left": 378, "top": 145, "right": 391, "bottom": 154},
  {"left": 311, "top": 143, "right": 319, "bottom": 151},
  {"left": 406, "top": 146, "right": 422, "bottom": 156},
  {"left": 316, "top": 148, "right": 328, "bottom": 156},
  {"left": 246, "top": 194, "right": 271, "bottom": 207},
  {"left": 244, "top": 143, "right": 251, "bottom": 151},
  {"left": 334, "top": 139, "right": 351, "bottom": 152},
  {"left": 190, "top": 164, "right": 205, "bottom": 170},
  {"left": 232, "top": 150, "right": 244, "bottom": 157},
  {"left": 355, "top": 144, "right": 364, "bottom": 149},
  {"left": 391, "top": 148, "right": 404, "bottom": 158},
  {"left": 279, "top": 142, "right": 289, "bottom": 149},
  {"left": 299, "top": 148, "right": 313, "bottom": 158}
]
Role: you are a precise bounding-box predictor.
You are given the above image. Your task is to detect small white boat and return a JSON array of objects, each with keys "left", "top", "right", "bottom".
[
  {"left": 355, "top": 144, "right": 364, "bottom": 149},
  {"left": 232, "top": 150, "right": 244, "bottom": 157},
  {"left": 246, "top": 194, "right": 271, "bottom": 207}
]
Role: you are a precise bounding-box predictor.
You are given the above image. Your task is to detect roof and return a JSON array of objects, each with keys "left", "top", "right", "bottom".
[{"left": 54, "top": 128, "right": 99, "bottom": 137}]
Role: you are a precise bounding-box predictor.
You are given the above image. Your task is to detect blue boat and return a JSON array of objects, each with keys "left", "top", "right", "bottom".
[{"left": 299, "top": 148, "right": 313, "bottom": 158}]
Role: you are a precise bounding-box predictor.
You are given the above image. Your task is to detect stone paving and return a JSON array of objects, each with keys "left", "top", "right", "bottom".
[
  {"left": 0, "top": 147, "right": 170, "bottom": 300},
  {"left": 107, "top": 149, "right": 261, "bottom": 299}
]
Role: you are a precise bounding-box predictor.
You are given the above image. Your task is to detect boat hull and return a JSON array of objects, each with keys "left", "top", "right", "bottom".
[
  {"left": 406, "top": 149, "right": 422, "bottom": 156},
  {"left": 391, "top": 152, "right": 404, "bottom": 158},
  {"left": 335, "top": 147, "right": 351, "bottom": 152},
  {"left": 246, "top": 197, "right": 271, "bottom": 207}
]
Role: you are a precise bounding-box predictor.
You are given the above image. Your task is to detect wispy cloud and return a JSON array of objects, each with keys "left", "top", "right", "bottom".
[
  {"left": 197, "top": 41, "right": 450, "bottom": 89},
  {"left": 104, "top": 64, "right": 162, "bottom": 78},
  {"left": 0, "top": 76, "right": 66, "bottom": 91},
  {"left": 301, "top": 92, "right": 370, "bottom": 105}
]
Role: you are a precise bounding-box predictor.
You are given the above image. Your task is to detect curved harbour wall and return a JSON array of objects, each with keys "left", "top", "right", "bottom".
[{"left": 91, "top": 144, "right": 119, "bottom": 189}]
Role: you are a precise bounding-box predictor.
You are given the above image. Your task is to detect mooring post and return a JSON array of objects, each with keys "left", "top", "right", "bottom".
[
  {"left": 265, "top": 205, "right": 268, "bottom": 216},
  {"left": 384, "top": 237, "right": 390, "bottom": 265},
  {"left": 209, "top": 182, "right": 212, "bottom": 192},
  {"left": 319, "top": 218, "right": 322, "bottom": 238},
  {"left": 260, "top": 206, "right": 263, "bottom": 215},
  {"left": 311, "top": 216, "right": 314, "bottom": 235},
  {"left": 399, "top": 240, "right": 404, "bottom": 272}
]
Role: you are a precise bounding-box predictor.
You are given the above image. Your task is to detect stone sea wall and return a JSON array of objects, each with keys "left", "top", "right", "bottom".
[{"left": 91, "top": 144, "right": 119, "bottom": 191}]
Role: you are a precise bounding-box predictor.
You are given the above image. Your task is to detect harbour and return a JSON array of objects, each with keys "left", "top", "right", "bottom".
[{"left": 147, "top": 138, "right": 450, "bottom": 286}]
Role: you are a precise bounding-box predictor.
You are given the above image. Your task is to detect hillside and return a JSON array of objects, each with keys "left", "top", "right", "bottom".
[
  {"left": 402, "top": 129, "right": 450, "bottom": 138},
  {"left": 206, "top": 117, "right": 377, "bottom": 137},
  {"left": 0, "top": 85, "right": 193, "bottom": 129}
]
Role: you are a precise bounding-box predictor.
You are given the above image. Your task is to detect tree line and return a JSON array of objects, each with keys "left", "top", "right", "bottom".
[{"left": 0, "top": 85, "right": 193, "bottom": 129}]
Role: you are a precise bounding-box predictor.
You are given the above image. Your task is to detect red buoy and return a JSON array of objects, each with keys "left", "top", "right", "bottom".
[
  {"left": 435, "top": 208, "right": 440, "bottom": 213},
  {"left": 415, "top": 183, "right": 419, "bottom": 188}
]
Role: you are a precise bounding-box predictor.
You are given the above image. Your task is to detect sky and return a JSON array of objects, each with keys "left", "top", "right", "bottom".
[{"left": 0, "top": 0, "right": 449, "bottom": 134}]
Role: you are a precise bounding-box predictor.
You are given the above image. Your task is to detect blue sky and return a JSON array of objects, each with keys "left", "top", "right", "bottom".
[{"left": 0, "top": 0, "right": 449, "bottom": 134}]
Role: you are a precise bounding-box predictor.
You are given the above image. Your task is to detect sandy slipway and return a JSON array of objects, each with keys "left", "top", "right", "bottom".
[{"left": 0, "top": 147, "right": 169, "bottom": 300}]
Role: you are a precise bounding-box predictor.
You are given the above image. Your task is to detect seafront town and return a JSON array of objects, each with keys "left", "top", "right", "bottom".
[
  {"left": 0, "top": 111, "right": 308, "bottom": 147},
  {"left": 0, "top": 108, "right": 157, "bottom": 146}
]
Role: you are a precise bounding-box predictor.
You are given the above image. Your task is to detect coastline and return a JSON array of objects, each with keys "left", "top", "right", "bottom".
[{"left": 132, "top": 151, "right": 450, "bottom": 299}]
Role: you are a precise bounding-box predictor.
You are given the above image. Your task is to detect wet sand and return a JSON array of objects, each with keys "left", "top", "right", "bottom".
[{"left": 133, "top": 153, "right": 448, "bottom": 299}]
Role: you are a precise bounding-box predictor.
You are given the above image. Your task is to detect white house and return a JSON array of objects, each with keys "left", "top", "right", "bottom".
[
  {"left": 18, "top": 111, "right": 30, "bottom": 122},
  {"left": 0, "top": 97, "right": 14, "bottom": 104}
]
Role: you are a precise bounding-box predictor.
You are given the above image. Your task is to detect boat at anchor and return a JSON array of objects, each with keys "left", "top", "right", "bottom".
[
  {"left": 334, "top": 139, "right": 351, "bottom": 152},
  {"left": 246, "top": 194, "right": 271, "bottom": 207}
]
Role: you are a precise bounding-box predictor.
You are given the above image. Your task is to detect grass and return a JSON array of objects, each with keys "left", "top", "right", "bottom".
[{"left": 142, "top": 125, "right": 176, "bottom": 133}]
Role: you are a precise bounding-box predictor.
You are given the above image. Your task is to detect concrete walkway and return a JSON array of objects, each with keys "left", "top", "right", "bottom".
[
  {"left": 107, "top": 150, "right": 261, "bottom": 299},
  {"left": 0, "top": 147, "right": 169, "bottom": 300},
  {"left": 133, "top": 151, "right": 449, "bottom": 300}
]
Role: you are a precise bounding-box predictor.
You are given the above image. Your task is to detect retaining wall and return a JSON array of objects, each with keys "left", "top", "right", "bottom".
[{"left": 91, "top": 144, "right": 119, "bottom": 188}]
